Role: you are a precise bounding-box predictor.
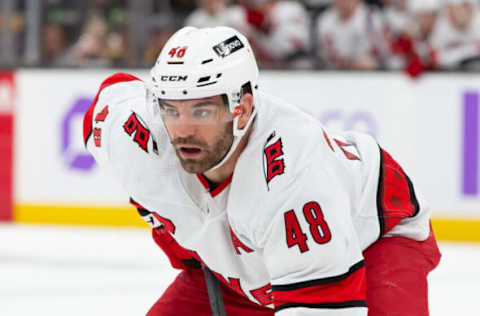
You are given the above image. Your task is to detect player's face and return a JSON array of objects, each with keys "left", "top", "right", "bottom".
[
  {"left": 448, "top": 3, "right": 473, "bottom": 30},
  {"left": 159, "top": 95, "right": 234, "bottom": 173},
  {"left": 333, "top": 0, "right": 358, "bottom": 17},
  {"left": 381, "top": 0, "right": 406, "bottom": 10},
  {"left": 201, "top": 0, "right": 225, "bottom": 14},
  {"left": 414, "top": 12, "right": 437, "bottom": 39}
]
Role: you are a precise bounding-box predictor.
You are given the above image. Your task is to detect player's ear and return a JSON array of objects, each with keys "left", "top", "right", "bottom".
[{"left": 237, "top": 93, "right": 253, "bottom": 130}]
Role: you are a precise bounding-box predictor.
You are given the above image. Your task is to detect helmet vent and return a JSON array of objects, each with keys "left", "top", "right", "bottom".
[
  {"left": 198, "top": 76, "right": 211, "bottom": 83},
  {"left": 197, "top": 74, "right": 220, "bottom": 87},
  {"left": 201, "top": 59, "right": 213, "bottom": 64},
  {"left": 197, "top": 81, "right": 218, "bottom": 88},
  {"left": 167, "top": 61, "right": 184, "bottom": 65}
]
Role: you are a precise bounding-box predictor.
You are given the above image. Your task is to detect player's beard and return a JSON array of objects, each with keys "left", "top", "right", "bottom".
[{"left": 172, "top": 123, "right": 234, "bottom": 174}]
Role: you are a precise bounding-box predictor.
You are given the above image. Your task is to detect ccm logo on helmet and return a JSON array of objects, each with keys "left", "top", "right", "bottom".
[
  {"left": 213, "top": 35, "right": 244, "bottom": 58},
  {"left": 160, "top": 75, "right": 188, "bottom": 82}
]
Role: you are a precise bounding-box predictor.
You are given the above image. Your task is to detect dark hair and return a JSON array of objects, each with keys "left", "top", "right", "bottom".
[
  {"left": 241, "top": 82, "right": 253, "bottom": 95},
  {"left": 221, "top": 94, "right": 229, "bottom": 108}
]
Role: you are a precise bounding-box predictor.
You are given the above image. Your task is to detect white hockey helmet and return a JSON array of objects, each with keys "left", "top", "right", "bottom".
[{"left": 150, "top": 26, "right": 260, "bottom": 170}]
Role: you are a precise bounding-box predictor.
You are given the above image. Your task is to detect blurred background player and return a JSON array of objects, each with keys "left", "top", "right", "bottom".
[
  {"left": 316, "top": 0, "right": 389, "bottom": 70},
  {"left": 430, "top": 0, "right": 480, "bottom": 70},
  {"left": 183, "top": 0, "right": 311, "bottom": 68},
  {"left": 382, "top": 0, "right": 409, "bottom": 35},
  {"left": 4, "top": 0, "right": 480, "bottom": 73},
  {"left": 380, "top": 0, "right": 411, "bottom": 69},
  {"left": 185, "top": 0, "right": 245, "bottom": 29},
  {"left": 244, "top": 0, "right": 311, "bottom": 68},
  {"left": 40, "top": 22, "right": 68, "bottom": 67},
  {"left": 388, "top": 0, "right": 441, "bottom": 77},
  {"left": 59, "top": 14, "right": 112, "bottom": 67}
]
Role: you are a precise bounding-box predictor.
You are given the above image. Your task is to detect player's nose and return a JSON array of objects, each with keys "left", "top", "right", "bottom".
[{"left": 172, "top": 121, "right": 197, "bottom": 138}]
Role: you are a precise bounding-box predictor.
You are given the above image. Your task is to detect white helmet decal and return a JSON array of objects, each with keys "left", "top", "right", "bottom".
[{"left": 213, "top": 35, "right": 245, "bottom": 58}]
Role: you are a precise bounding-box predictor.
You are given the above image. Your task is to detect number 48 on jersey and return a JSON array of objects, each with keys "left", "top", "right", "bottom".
[{"left": 284, "top": 201, "right": 332, "bottom": 253}]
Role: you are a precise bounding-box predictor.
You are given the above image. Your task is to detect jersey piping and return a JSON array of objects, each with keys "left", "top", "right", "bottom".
[{"left": 196, "top": 173, "right": 233, "bottom": 198}]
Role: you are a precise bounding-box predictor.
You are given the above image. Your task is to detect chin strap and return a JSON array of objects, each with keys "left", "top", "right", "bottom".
[{"left": 207, "top": 133, "right": 243, "bottom": 172}]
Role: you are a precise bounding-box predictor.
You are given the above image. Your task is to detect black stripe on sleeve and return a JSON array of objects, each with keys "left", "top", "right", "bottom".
[
  {"left": 271, "top": 260, "right": 365, "bottom": 291},
  {"left": 275, "top": 300, "right": 367, "bottom": 313},
  {"left": 181, "top": 258, "right": 201, "bottom": 269},
  {"left": 376, "top": 145, "right": 386, "bottom": 240},
  {"left": 405, "top": 173, "right": 420, "bottom": 218},
  {"left": 137, "top": 208, "right": 151, "bottom": 217}
]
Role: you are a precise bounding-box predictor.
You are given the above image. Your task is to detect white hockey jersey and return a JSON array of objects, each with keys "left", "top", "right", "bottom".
[
  {"left": 316, "top": 4, "right": 389, "bottom": 69},
  {"left": 252, "top": 1, "right": 310, "bottom": 61},
  {"left": 184, "top": 5, "right": 247, "bottom": 30},
  {"left": 84, "top": 73, "right": 431, "bottom": 316},
  {"left": 383, "top": 6, "right": 410, "bottom": 36}
]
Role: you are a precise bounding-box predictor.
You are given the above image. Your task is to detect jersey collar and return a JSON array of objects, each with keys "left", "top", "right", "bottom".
[{"left": 196, "top": 173, "right": 233, "bottom": 198}]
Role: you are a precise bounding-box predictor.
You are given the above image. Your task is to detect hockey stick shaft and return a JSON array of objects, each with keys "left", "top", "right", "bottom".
[{"left": 202, "top": 265, "right": 226, "bottom": 316}]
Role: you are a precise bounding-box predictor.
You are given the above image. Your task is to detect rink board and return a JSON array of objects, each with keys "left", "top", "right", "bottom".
[
  {"left": 12, "top": 204, "right": 480, "bottom": 242},
  {"left": 9, "top": 69, "right": 480, "bottom": 242}
]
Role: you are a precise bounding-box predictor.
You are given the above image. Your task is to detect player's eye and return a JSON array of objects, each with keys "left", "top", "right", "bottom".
[
  {"left": 164, "top": 107, "right": 179, "bottom": 117},
  {"left": 193, "top": 109, "right": 213, "bottom": 118}
]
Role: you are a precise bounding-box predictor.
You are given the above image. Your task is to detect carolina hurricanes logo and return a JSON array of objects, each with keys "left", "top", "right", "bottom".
[
  {"left": 123, "top": 112, "right": 151, "bottom": 153},
  {"left": 263, "top": 132, "right": 285, "bottom": 189}
]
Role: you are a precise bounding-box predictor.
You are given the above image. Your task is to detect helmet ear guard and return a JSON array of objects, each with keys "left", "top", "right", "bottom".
[{"left": 232, "top": 82, "right": 257, "bottom": 138}]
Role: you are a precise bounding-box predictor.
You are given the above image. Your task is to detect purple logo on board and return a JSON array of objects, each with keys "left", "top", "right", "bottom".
[
  {"left": 61, "top": 97, "right": 95, "bottom": 171},
  {"left": 319, "top": 110, "right": 378, "bottom": 137},
  {"left": 463, "top": 92, "right": 479, "bottom": 196}
]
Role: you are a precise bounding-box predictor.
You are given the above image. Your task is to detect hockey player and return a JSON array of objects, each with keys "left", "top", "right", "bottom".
[
  {"left": 399, "top": 0, "right": 441, "bottom": 77},
  {"left": 430, "top": 0, "right": 480, "bottom": 70},
  {"left": 316, "top": 0, "right": 389, "bottom": 70},
  {"left": 185, "top": 0, "right": 246, "bottom": 30},
  {"left": 84, "top": 27, "right": 441, "bottom": 315},
  {"left": 380, "top": 0, "right": 412, "bottom": 69},
  {"left": 240, "top": 0, "right": 311, "bottom": 69}
]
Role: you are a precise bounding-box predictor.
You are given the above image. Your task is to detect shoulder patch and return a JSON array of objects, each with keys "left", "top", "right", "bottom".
[
  {"left": 123, "top": 112, "right": 151, "bottom": 153},
  {"left": 83, "top": 73, "right": 142, "bottom": 146},
  {"left": 263, "top": 131, "right": 285, "bottom": 189}
]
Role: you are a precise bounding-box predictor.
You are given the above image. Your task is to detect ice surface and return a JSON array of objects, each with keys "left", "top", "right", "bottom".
[{"left": 0, "top": 224, "right": 478, "bottom": 315}]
